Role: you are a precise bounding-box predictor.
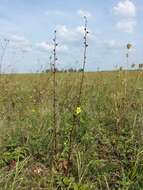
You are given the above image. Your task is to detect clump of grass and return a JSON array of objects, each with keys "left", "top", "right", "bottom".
[{"left": 0, "top": 71, "right": 143, "bottom": 189}]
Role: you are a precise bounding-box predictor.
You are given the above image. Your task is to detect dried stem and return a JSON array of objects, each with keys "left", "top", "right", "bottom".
[
  {"left": 68, "top": 16, "right": 89, "bottom": 164},
  {"left": 126, "top": 49, "right": 129, "bottom": 71},
  {"left": 78, "top": 16, "right": 89, "bottom": 106},
  {"left": 124, "top": 44, "right": 132, "bottom": 96},
  {"left": 52, "top": 30, "right": 58, "bottom": 157},
  {"left": 49, "top": 55, "right": 53, "bottom": 72}
]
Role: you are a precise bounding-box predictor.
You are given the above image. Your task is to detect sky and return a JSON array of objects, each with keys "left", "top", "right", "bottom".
[{"left": 0, "top": 0, "right": 143, "bottom": 72}]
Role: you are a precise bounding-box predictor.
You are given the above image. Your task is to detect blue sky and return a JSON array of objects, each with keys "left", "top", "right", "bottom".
[{"left": 0, "top": 0, "right": 143, "bottom": 72}]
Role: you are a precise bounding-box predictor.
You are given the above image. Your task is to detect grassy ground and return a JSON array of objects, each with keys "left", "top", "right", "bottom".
[{"left": 0, "top": 71, "right": 143, "bottom": 190}]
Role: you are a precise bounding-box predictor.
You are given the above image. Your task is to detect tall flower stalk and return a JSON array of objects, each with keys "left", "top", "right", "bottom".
[
  {"left": 68, "top": 16, "right": 89, "bottom": 164},
  {"left": 52, "top": 30, "right": 58, "bottom": 157},
  {"left": 124, "top": 43, "right": 132, "bottom": 96},
  {"left": 126, "top": 43, "right": 132, "bottom": 70},
  {"left": 78, "top": 16, "right": 89, "bottom": 106},
  {"left": 49, "top": 55, "right": 53, "bottom": 72}
]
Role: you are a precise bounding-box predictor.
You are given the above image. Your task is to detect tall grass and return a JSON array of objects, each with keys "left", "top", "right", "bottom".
[{"left": 0, "top": 71, "right": 143, "bottom": 189}]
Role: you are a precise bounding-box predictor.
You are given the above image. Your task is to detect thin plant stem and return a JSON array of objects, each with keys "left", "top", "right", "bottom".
[
  {"left": 78, "top": 16, "right": 89, "bottom": 106},
  {"left": 68, "top": 16, "right": 89, "bottom": 164},
  {"left": 124, "top": 44, "right": 132, "bottom": 96},
  {"left": 52, "top": 30, "right": 58, "bottom": 157}
]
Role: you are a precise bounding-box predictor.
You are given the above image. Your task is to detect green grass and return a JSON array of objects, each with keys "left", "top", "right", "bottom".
[{"left": 0, "top": 71, "right": 143, "bottom": 190}]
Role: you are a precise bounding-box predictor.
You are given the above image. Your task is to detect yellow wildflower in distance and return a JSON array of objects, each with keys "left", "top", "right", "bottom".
[
  {"left": 75, "top": 107, "right": 81, "bottom": 115},
  {"left": 32, "top": 109, "right": 36, "bottom": 113}
]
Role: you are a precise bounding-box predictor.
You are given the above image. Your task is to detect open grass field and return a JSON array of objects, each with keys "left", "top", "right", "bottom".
[{"left": 0, "top": 71, "right": 143, "bottom": 190}]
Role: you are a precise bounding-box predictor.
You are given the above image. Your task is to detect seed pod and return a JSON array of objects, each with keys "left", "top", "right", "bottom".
[{"left": 127, "top": 43, "right": 132, "bottom": 49}]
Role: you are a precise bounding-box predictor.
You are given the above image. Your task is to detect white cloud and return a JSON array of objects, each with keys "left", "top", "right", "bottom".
[
  {"left": 76, "top": 26, "right": 85, "bottom": 34},
  {"left": 10, "top": 34, "right": 28, "bottom": 43},
  {"left": 103, "top": 40, "right": 123, "bottom": 49},
  {"left": 56, "top": 25, "right": 76, "bottom": 42},
  {"left": 56, "top": 24, "right": 95, "bottom": 44},
  {"left": 7, "top": 34, "right": 32, "bottom": 52},
  {"left": 0, "top": 33, "right": 27, "bottom": 44},
  {"left": 77, "top": 9, "right": 92, "bottom": 18},
  {"left": 116, "top": 20, "right": 136, "bottom": 33},
  {"left": 36, "top": 41, "right": 68, "bottom": 53},
  {"left": 36, "top": 41, "right": 52, "bottom": 51},
  {"left": 113, "top": 0, "right": 136, "bottom": 17},
  {"left": 94, "top": 38, "right": 125, "bottom": 51},
  {"left": 113, "top": 0, "right": 137, "bottom": 33}
]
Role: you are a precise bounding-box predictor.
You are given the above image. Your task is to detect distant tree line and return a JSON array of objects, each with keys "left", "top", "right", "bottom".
[
  {"left": 44, "top": 68, "right": 84, "bottom": 73},
  {"left": 43, "top": 64, "right": 143, "bottom": 73},
  {"left": 119, "top": 63, "right": 143, "bottom": 71}
]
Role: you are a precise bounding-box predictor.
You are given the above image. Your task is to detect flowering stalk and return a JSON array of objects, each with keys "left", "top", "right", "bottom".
[
  {"left": 49, "top": 55, "right": 53, "bottom": 72},
  {"left": 52, "top": 30, "right": 58, "bottom": 156},
  {"left": 126, "top": 43, "right": 132, "bottom": 70},
  {"left": 124, "top": 43, "right": 132, "bottom": 96},
  {"left": 78, "top": 16, "right": 89, "bottom": 106},
  {"left": 67, "top": 16, "right": 89, "bottom": 166}
]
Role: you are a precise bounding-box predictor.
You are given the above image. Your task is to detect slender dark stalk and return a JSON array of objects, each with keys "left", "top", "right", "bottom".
[
  {"left": 52, "top": 30, "right": 58, "bottom": 157},
  {"left": 67, "top": 16, "right": 89, "bottom": 164},
  {"left": 78, "top": 16, "right": 89, "bottom": 106},
  {"left": 126, "top": 50, "right": 129, "bottom": 71},
  {"left": 49, "top": 55, "right": 53, "bottom": 72},
  {"left": 124, "top": 43, "right": 132, "bottom": 96}
]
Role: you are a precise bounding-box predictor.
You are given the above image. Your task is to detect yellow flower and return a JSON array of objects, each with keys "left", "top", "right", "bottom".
[
  {"left": 75, "top": 107, "right": 81, "bottom": 115},
  {"left": 32, "top": 109, "right": 36, "bottom": 113}
]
